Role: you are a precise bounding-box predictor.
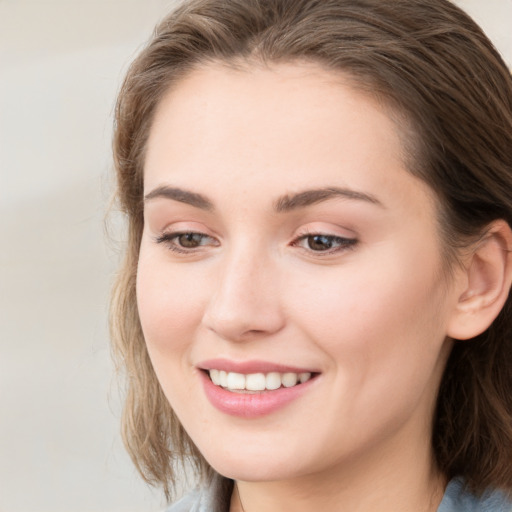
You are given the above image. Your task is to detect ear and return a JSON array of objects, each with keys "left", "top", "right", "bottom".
[{"left": 447, "top": 220, "right": 512, "bottom": 341}]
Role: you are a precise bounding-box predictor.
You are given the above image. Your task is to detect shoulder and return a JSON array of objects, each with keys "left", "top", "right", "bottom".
[
  {"left": 438, "top": 477, "right": 512, "bottom": 512},
  {"left": 166, "top": 477, "right": 512, "bottom": 512},
  {"left": 164, "top": 475, "right": 232, "bottom": 512},
  {"left": 163, "top": 489, "right": 204, "bottom": 512}
]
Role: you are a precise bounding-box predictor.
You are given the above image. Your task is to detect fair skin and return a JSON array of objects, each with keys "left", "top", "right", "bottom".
[{"left": 137, "top": 62, "right": 508, "bottom": 511}]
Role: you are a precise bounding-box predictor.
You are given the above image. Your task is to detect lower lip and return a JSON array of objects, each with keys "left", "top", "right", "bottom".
[{"left": 199, "top": 371, "right": 317, "bottom": 418}]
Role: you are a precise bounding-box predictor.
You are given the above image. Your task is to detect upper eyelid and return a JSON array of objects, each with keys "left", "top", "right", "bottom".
[
  {"left": 293, "top": 224, "right": 357, "bottom": 239},
  {"left": 292, "top": 233, "right": 357, "bottom": 246},
  {"left": 154, "top": 223, "right": 218, "bottom": 238},
  {"left": 156, "top": 231, "right": 215, "bottom": 242},
  {"left": 153, "top": 229, "right": 356, "bottom": 240},
  {"left": 294, "top": 232, "right": 355, "bottom": 240}
]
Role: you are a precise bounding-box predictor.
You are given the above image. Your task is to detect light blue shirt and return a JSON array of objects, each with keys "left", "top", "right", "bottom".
[
  {"left": 166, "top": 476, "right": 512, "bottom": 512},
  {"left": 438, "top": 477, "right": 512, "bottom": 512}
]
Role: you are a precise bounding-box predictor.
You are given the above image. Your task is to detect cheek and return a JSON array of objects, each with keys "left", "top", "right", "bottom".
[
  {"left": 135, "top": 251, "right": 212, "bottom": 416},
  {"left": 285, "top": 248, "right": 449, "bottom": 396},
  {"left": 136, "top": 250, "right": 206, "bottom": 357}
]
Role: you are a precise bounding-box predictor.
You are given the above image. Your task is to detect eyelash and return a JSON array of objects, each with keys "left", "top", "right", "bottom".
[
  {"left": 154, "top": 232, "right": 218, "bottom": 254},
  {"left": 154, "top": 231, "right": 358, "bottom": 255},
  {"left": 292, "top": 233, "right": 358, "bottom": 255}
]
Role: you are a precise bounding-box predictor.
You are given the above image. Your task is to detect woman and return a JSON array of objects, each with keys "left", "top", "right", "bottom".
[{"left": 110, "top": 0, "right": 512, "bottom": 510}]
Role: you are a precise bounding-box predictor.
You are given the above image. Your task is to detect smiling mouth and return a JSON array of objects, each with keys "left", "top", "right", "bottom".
[{"left": 205, "top": 369, "right": 315, "bottom": 393}]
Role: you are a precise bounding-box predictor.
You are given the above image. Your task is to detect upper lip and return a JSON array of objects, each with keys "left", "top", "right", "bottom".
[{"left": 197, "top": 358, "right": 319, "bottom": 374}]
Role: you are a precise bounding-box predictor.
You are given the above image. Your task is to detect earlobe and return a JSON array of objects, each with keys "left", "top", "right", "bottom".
[{"left": 447, "top": 220, "right": 512, "bottom": 341}]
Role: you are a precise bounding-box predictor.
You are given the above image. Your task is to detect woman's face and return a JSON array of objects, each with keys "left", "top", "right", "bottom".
[{"left": 138, "top": 62, "right": 462, "bottom": 483}]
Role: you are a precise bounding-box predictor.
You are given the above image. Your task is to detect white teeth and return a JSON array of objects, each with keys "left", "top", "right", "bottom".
[
  {"left": 282, "top": 372, "right": 298, "bottom": 387},
  {"left": 299, "top": 372, "right": 311, "bottom": 383},
  {"left": 266, "top": 372, "right": 282, "bottom": 390},
  {"left": 226, "top": 372, "right": 245, "bottom": 390},
  {"left": 210, "top": 369, "right": 220, "bottom": 385},
  {"left": 208, "top": 369, "right": 313, "bottom": 391},
  {"left": 245, "top": 373, "right": 266, "bottom": 391}
]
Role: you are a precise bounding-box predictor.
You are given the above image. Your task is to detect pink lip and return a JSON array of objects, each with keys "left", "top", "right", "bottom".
[
  {"left": 198, "top": 358, "right": 317, "bottom": 374},
  {"left": 197, "top": 360, "right": 319, "bottom": 418}
]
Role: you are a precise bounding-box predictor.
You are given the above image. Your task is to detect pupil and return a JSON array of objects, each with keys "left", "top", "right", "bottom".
[
  {"left": 308, "top": 235, "right": 332, "bottom": 251},
  {"left": 179, "top": 233, "right": 201, "bottom": 248}
]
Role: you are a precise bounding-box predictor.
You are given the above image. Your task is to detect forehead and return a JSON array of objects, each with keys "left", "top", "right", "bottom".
[
  {"left": 148, "top": 61, "right": 397, "bottom": 145},
  {"left": 144, "top": 61, "right": 435, "bottom": 221}
]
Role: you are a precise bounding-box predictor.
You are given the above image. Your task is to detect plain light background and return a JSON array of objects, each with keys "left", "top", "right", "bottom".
[{"left": 1, "top": 1, "right": 511, "bottom": 511}]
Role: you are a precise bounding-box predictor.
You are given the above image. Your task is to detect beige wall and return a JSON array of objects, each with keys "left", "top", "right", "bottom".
[{"left": 1, "top": 1, "right": 510, "bottom": 511}]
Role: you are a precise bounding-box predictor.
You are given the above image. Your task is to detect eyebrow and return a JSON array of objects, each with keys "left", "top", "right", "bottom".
[
  {"left": 273, "top": 186, "right": 384, "bottom": 212},
  {"left": 144, "top": 186, "right": 214, "bottom": 211},
  {"left": 144, "top": 185, "right": 383, "bottom": 212}
]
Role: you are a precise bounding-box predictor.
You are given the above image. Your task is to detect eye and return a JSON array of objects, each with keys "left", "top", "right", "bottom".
[
  {"left": 155, "top": 231, "right": 218, "bottom": 253},
  {"left": 293, "top": 233, "right": 357, "bottom": 253},
  {"left": 174, "top": 232, "right": 208, "bottom": 248}
]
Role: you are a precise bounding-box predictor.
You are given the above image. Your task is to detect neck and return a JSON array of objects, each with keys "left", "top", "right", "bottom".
[{"left": 230, "top": 430, "right": 446, "bottom": 512}]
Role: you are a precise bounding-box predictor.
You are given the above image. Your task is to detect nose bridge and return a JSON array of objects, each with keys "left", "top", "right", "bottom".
[{"left": 202, "top": 239, "right": 284, "bottom": 340}]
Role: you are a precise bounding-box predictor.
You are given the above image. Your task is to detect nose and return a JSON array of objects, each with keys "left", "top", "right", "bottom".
[{"left": 202, "top": 247, "right": 286, "bottom": 342}]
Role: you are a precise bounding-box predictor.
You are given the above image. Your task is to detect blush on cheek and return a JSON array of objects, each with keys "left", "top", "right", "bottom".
[
  {"left": 139, "top": 296, "right": 194, "bottom": 352},
  {"left": 138, "top": 268, "right": 212, "bottom": 363}
]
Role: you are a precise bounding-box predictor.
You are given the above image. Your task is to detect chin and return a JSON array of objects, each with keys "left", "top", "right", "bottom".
[
  {"left": 202, "top": 447, "right": 304, "bottom": 483},
  {"left": 214, "top": 463, "right": 298, "bottom": 483}
]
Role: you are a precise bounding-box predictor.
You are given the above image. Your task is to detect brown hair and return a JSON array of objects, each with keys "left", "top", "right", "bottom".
[{"left": 111, "top": 0, "right": 512, "bottom": 499}]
